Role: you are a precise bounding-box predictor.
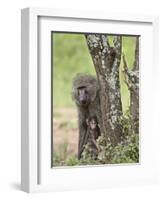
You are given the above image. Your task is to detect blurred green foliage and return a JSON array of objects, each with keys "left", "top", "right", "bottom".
[
  {"left": 53, "top": 33, "right": 95, "bottom": 109},
  {"left": 53, "top": 33, "right": 136, "bottom": 114}
]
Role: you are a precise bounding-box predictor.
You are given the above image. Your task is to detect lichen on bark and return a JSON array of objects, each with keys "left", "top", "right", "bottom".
[
  {"left": 122, "top": 37, "right": 139, "bottom": 134},
  {"left": 85, "top": 34, "right": 123, "bottom": 145}
]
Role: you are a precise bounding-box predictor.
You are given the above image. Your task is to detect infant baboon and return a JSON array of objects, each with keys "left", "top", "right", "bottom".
[
  {"left": 72, "top": 74, "right": 102, "bottom": 159},
  {"left": 84, "top": 116, "right": 101, "bottom": 159}
]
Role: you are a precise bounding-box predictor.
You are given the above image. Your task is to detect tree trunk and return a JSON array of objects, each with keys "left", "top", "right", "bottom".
[
  {"left": 85, "top": 34, "right": 123, "bottom": 145},
  {"left": 122, "top": 37, "right": 139, "bottom": 134}
]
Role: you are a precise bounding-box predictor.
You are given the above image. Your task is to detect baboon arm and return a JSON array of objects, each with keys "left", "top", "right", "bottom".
[
  {"left": 78, "top": 110, "right": 88, "bottom": 159},
  {"left": 82, "top": 130, "right": 89, "bottom": 149},
  {"left": 78, "top": 127, "right": 84, "bottom": 156},
  {"left": 90, "top": 133, "right": 99, "bottom": 151},
  {"left": 78, "top": 124, "right": 87, "bottom": 159}
]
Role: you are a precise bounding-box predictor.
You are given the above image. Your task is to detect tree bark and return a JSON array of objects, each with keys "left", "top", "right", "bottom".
[
  {"left": 85, "top": 34, "right": 123, "bottom": 145},
  {"left": 122, "top": 37, "right": 139, "bottom": 134}
]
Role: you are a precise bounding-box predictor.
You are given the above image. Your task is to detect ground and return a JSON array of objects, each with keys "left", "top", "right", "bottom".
[{"left": 53, "top": 107, "right": 78, "bottom": 163}]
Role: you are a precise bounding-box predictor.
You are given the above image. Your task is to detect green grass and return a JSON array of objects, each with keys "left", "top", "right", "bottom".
[{"left": 53, "top": 33, "right": 137, "bottom": 114}]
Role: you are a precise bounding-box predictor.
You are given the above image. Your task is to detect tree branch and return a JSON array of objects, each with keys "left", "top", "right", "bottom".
[
  {"left": 122, "top": 37, "right": 139, "bottom": 134},
  {"left": 133, "top": 37, "right": 139, "bottom": 71},
  {"left": 113, "top": 36, "right": 122, "bottom": 57}
]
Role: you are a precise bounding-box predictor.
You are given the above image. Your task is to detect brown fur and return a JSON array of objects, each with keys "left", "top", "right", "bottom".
[{"left": 72, "top": 74, "right": 102, "bottom": 159}]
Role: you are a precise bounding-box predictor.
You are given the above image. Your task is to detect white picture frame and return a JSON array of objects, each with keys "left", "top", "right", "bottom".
[{"left": 21, "top": 7, "right": 159, "bottom": 193}]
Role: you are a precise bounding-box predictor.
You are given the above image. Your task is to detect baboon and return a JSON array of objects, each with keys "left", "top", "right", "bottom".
[
  {"left": 84, "top": 116, "right": 101, "bottom": 159},
  {"left": 72, "top": 74, "right": 102, "bottom": 159}
]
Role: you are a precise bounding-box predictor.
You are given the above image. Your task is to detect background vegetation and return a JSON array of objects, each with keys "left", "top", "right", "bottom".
[{"left": 52, "top": 33, "right": 138, "bottom": 167}]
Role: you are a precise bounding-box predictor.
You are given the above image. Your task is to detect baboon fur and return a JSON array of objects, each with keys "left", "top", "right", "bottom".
[
  {"left": 72, "top": 74, "right": 102, "bottom": 159},
  {"left": 85, "top": 116, "right": 101, "bottom": 159}
]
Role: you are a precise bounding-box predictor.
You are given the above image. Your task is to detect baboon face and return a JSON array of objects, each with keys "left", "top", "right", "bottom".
[
  {"left": 72, "top": 74, "right": 98, "bottom": 107},
  {"left": 87, "top": 116, "right": 98, "bottom": 130},
  {"left": 77, "top": 86, "right": 90, "bottom": 106},
  {"left": 89, "top": 119, "right": 97, "bottom": 130}
]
